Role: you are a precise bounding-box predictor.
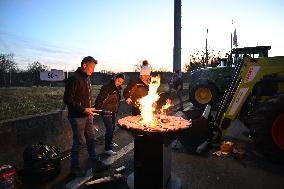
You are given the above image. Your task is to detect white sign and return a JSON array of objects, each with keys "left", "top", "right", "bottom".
[
  {"left": 228, "top": 87, "right": 249, "bottom": 116},
  {"left": 40, "top": 69, "right": 65, "bottom": 81},
  {"left": 244, "top": 66, "right": 260, "bottom": 83}
]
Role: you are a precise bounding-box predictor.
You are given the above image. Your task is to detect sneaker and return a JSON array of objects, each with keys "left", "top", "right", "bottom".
[
  {"left": 112, "top": 142, "right": 119, "bottom": 147},
  {"left": 104, "top": 150, "right": 117, "bottom": 156},
  {"left": 89, "top": 156, "right": 99, "bottom": 162},
  {"left": 70, "top": 167, "right": 86, "bottom": 177},
  {"left": 92, "top": 159, "right": 110, "bottom": 172}
]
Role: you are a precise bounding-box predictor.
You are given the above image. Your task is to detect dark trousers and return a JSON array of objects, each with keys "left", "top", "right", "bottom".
[
  {"left": 176, "top": 90, "right": 184, "bottom": 110},
  {"left": 132, "top": 107, "right": 141, "bottom": 116},
  {"left": 102, "top": 114, "right": 116, "bottom": 151},
  {"left": 68, "top": 116, "right": 98, "bottom": 169}
]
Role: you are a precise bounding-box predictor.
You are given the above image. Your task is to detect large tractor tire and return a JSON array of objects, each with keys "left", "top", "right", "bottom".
[
  {"left": 250, "top": 95, "right": 284, "bottom": 162},
  {"left": 189, "top": 81, "right": 218, "bottom": 108}
]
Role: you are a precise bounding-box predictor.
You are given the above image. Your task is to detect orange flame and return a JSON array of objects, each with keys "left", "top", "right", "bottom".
[
  {"left": 138, "top": 76, "right": 160, "bottom": 125},
  {"left": 160, "top": 98, "right": 172, "bottom": 115},
  {"left": 137, "top": 75, "right": 173, "bottom": 126}
]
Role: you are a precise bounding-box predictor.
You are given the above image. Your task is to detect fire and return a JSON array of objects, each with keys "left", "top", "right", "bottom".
[
  {"left": 160, "top": 99, "right": 172, "bottom": 115},
  {"left": 138, "top": 75, "right": 172, "bottom": 126},
  {"left": 138, "top": 76, "right": 160, "bottom": 125}
]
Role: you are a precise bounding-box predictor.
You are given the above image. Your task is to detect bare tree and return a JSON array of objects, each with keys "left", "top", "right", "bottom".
[
  {"left": 27, "top": 61, "right": 48, "bottom": 73},
  {"left": 26, "top": 61, "right": 48, "bottom": 86},
  {"left": 184, "top": 49, "right": 221, "bottom": 72},
  {"left": 0, "top": 53, "right": 18, "bottom": 72},
  {"left": 133, "top": 63, "right": 142, "bottom": 72},
  {"left": 0, "top": 53, "right": 18, "bottom": 87}
]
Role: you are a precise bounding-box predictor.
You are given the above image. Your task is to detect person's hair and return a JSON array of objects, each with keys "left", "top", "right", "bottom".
[
  {"left": 114, "top": 73, "right": 125, "bottom": 80},
  {"left": 81, "top": 56, "right": 98, "bottom": 66}
]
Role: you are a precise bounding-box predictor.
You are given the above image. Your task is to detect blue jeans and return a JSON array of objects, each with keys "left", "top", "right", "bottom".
[
  {"left": 102, "top": 114, "right": 116, "bottom": 151},
  {"left": 68, "top": 116, "right": 98, "bottom": 168}
]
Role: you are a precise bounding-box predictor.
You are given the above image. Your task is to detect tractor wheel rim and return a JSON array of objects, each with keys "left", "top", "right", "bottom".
[
  {"left": 195, "top": 87, "right": 212, "bottom": 104},
  {"left": 272, "top": 113, "right": 284, "bottom": 150}
]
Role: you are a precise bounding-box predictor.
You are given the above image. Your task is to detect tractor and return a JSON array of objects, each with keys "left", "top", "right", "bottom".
[
  {"left": 188, "top": 46, "right": 272, "bottom": 108},
  {"left": 180, "top": 55, "right": 284, "bottom": 162}
]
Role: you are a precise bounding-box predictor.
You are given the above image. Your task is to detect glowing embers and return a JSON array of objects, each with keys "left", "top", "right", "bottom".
[{"left": 118, "top": 115, "right": 191, "bottom": 133}]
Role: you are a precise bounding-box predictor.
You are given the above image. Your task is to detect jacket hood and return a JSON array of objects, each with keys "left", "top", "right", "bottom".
[
  {"left": 75, "top": 67, "right": 88, "bottom": 78},
  {"left": 110, "top": 79, "right": 122, "bottom": 90}
]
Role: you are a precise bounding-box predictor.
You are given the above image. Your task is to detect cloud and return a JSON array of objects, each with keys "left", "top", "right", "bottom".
[
  {"left": 0, "top": 30, "right": 70, "bottom": 55},
  {"left": 0, "top": 30, "right": 86, "bottom": 70}
]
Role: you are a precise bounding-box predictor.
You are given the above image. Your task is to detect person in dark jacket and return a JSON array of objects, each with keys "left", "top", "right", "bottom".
[
  {"left": 94, "top": 73, "right": 125, "bottom": 156},
  {"left": 123, "top": 61, "right": 151, "bottom": 115},
  {"left": 63, "top": 56, "right": 109, "bottom": 177}
]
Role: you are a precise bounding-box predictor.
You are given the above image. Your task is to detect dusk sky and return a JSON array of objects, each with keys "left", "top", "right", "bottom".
[{"left": 1, "top": 0, "right": 283, "bottom": 72}]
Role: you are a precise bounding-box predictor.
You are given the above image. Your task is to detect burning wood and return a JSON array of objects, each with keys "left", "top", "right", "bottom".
[{"left": 118, "top": 115, "right": 191, "bottom": 133}]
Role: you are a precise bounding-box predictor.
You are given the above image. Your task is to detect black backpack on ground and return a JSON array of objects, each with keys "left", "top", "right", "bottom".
[{"left": 22, "top": 142, "right": 61, "bottom": 183}]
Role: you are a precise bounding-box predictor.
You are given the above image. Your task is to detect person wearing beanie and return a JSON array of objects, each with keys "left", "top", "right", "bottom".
[{"left": 123, "top": 61, "right": 151, "bottom": 115}]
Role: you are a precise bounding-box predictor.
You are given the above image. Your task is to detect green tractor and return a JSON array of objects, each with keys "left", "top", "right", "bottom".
[
  {"left": 180, "top": 55, "right": 284, "bottom": 162},
  {"left": 188, "top": 46, "right": 271, "bottom": 108}
]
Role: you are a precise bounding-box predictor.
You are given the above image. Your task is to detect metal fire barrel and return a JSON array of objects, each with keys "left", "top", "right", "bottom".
[
  {"left": 129, "top": 134, "right": 181, "bottom": 189},
  {"left": 118, "top": 105, "right": 210, "bottom": 189},
  {"left": 117, "top": 125, "right": 184, "bottom": 189},
  {"left": 117, "top": 114, "right": 193, "bottom": 189}
]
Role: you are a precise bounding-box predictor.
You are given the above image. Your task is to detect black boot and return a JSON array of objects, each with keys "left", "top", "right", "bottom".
[
  {"left": 91, "top": 159, "right": 110, "bottom": 172},
  {"left": 70, "top": 167, "right": 86, "bottom": 177}
]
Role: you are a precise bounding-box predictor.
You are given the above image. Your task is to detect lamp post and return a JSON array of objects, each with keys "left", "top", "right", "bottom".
[{"left": 173, "top": 0, "right": 182, "bottom": 72}]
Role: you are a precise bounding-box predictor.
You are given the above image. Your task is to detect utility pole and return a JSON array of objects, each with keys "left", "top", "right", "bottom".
[
  {"left": 173, "top": 0, "right": 181, "bottom": 72},
  {"left": 205, "top": 28, "right": 208, "bottom": 67}
]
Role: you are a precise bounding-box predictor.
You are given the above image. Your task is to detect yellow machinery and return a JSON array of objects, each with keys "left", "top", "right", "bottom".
[{"left": 180, "top": 56, "right": 284, "bottom": 162}]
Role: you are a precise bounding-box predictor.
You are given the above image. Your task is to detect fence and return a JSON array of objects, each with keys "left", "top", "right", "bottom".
[{"left": 0, "top": 71, "right": 189, "bottom": 87}]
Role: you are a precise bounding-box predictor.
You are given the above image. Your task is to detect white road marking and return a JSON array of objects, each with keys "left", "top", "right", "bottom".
[
  {"left": 103, "top": 142, "right": 133, "bottom": 165},
  {"left": 65, "top": 141, "right": 134, "bottom": 189},
  {"left": 65, "top": 169, "right": 93, "bottom": 189}
]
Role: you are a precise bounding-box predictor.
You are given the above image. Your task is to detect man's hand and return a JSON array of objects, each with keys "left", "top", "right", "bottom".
[
  {"left": 84, "top": 108, "right": 99, "bottom": 116},
  {"left": 166, "top": 98, "right": 172, "bottom": 105},
  {"left": 126, "top": 98, "right": 132, "bottom": 105}
]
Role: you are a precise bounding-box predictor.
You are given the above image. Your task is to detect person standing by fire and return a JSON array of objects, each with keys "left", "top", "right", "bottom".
[
  {"left": 94, "top": 73, "right": 125, "bottom": 156},
  {"left": 123, "top": 60, "right": 151, "bottom": 115},
  {"left": 172, "top": 69, "right": 184, "bottom": 110},
  {"left": 63, "top": 56, "right": 109, "bottom": 177}
]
